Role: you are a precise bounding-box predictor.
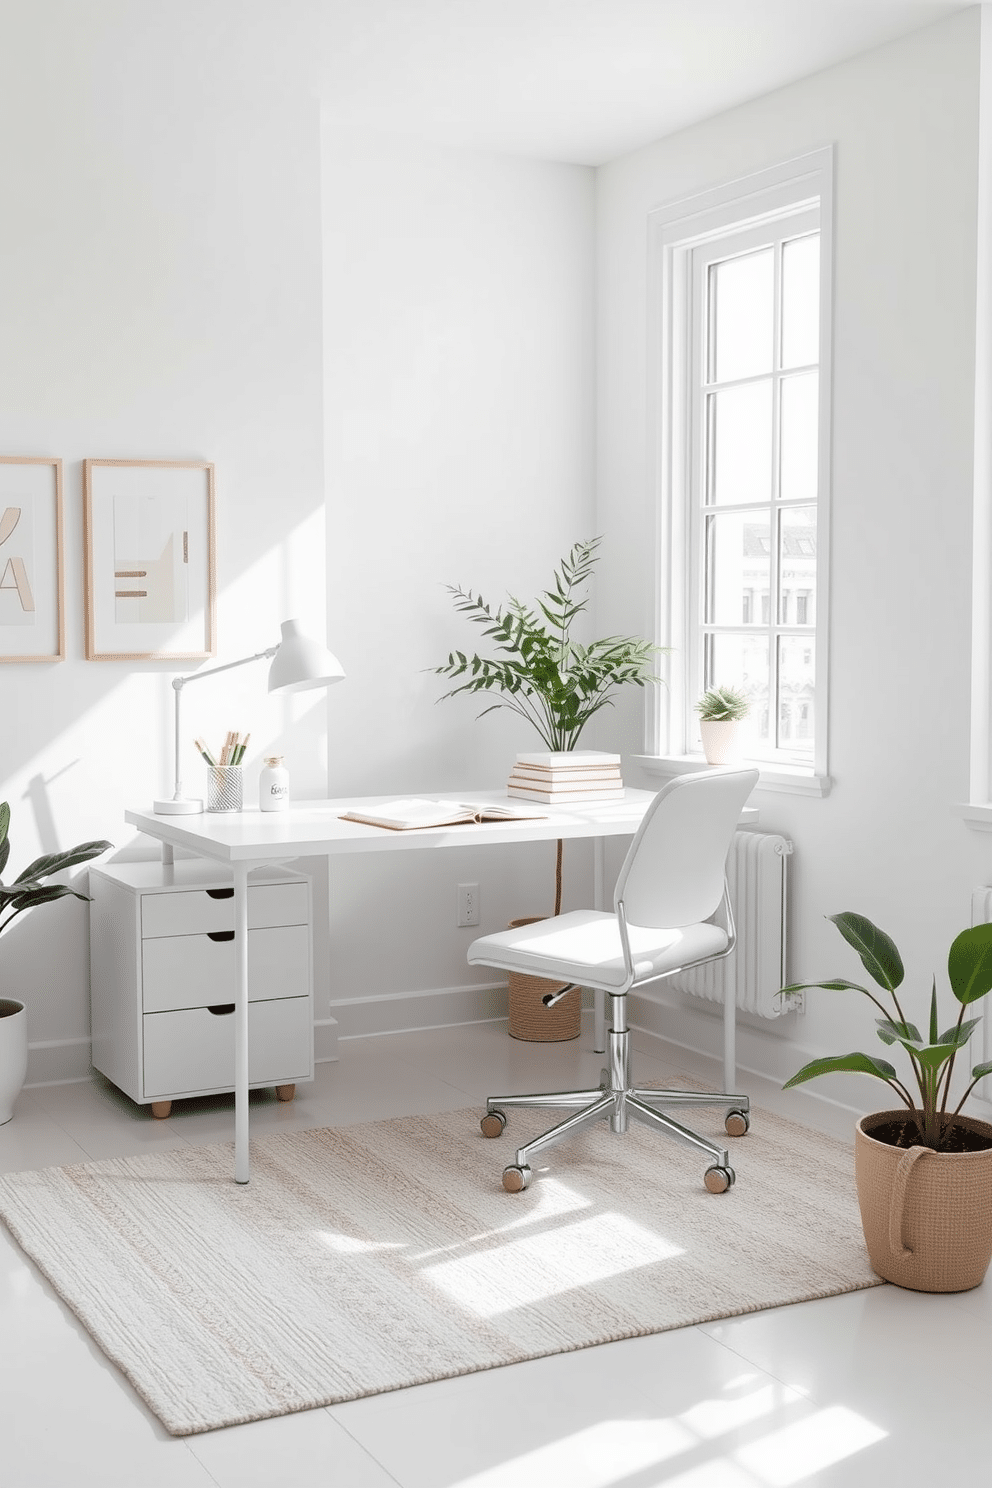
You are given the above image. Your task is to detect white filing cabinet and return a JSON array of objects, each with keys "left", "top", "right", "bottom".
[{"left": 89, "top": 859, "right": 313, "bottom": 1117}]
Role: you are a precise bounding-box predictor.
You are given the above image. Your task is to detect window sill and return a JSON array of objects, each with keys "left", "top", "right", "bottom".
[
  {"left": 957, "top": 803, "right": 992, "bottom": 832},
  {"left": 633, "top": 754, "right": 832, "bottom": 798}
]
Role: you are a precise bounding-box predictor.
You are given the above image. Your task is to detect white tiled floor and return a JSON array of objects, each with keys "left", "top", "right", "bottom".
[{"left": 1, "top": 1017, "right": 988, "bottom": 1487}]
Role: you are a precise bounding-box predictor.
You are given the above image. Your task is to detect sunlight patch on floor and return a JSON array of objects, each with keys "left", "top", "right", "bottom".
[
  {"left": 423, "top": 1211, "right": 682, "bottom": 1317},
  {"left": 409, "top": 1178, "right": 593, "bottom": 1261},
  {"left": 734, "top": 1404, "right": 887, "bottom": 1484}
]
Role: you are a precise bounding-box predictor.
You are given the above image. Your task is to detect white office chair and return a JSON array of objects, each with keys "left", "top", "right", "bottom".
[{"left": 468, "top": 767, "right": 759, "bottom": 1194}]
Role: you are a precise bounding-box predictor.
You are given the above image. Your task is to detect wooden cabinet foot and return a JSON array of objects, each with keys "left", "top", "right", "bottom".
[
  {"left": 150, "top": 1100, "right": 172, "bottom": 1119},
  {"left": 275, "top": 1083, "right": 296, "bottom": 1103}
]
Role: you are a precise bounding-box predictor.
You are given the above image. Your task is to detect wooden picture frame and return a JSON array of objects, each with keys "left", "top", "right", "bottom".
[
  {"left": 83, "top": 459, "right": 216, "bottom": 661},
  {"left": 0, "top": 456, "right": 65, "bottom": 663}
]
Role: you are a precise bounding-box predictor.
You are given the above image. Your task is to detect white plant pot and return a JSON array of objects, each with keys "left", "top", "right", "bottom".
[
  {"left": 0, "top": 999, "right": 28, "bottom": 1125},
  {"left": 700, "top": 718, "right": 743, "bottom": 765}
]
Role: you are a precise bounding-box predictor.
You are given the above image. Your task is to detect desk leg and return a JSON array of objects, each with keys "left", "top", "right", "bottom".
[
  {"left": 593, "top": 840, "right": 606, "bottom": 1054},
  {"left": 234, "top": 860, "right": 250, "bottom": 1184},
  {"left": 161, "top": 843, "right": 174, "bottom": 867}
]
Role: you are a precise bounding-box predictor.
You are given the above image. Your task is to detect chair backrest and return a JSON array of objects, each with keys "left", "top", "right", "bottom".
[{"left": 613, "top": 768, "right": 759, "bottom": 929}]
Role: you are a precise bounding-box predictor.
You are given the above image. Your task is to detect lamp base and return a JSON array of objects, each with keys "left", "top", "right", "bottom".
[{"left": 153, "top": 798, "right": 204, "bottom": 815}]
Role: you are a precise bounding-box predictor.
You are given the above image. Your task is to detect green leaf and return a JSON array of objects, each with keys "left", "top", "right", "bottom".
[
  {"left": 13, "top": 840, "right": 112, "bottom": 884},
  {"left": 929, "top": 977, "right": 938, "bottom": 1044},
  {"left": 938, "top": 1017, "right": 981, "bottom": 1047},
  {"left": 971, "top": 1061, "right": 992, "bottom": 1081},
  {"left": 913, "top": 1044, "right": 958, "bottom": 1072},
  {"left": 0, "top": 801, "right": 9, "bottom": 848},
  {"left": 779, "top": 978, "right": 874, "bottom": 996},
  {"left": 875, "top": 1018, "right": 922, "bottom": 1046},
  {"left": 783, "top": 1052, "right": 899, "bottom": 1091},
  {"left": 947, "top": 922, "right": 992, "bottom": 1005},
  {"left": 9, "top": 884, "right": 88, "bottom": 911},
  {"left": 827, "top": 912, "right": 904, "bottom": 991}
]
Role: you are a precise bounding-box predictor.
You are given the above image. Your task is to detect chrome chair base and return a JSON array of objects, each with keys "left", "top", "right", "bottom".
[{"left": 482, "top": 1021, "right": 749, "bottom": 1194}]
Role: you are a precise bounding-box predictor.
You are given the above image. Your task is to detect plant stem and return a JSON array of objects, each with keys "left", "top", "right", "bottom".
[{"left": 554, "top": 839, "right": 563, "bottom": 917}]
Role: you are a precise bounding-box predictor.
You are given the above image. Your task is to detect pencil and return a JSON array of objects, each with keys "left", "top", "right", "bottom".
[{"left": 194, "top": 737, "right": 216, "bottom": 766}]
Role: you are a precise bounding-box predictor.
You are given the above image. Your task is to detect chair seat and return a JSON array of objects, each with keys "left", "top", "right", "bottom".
[{"left": 467, "top": 909, "right": 729, "bottom": 991}]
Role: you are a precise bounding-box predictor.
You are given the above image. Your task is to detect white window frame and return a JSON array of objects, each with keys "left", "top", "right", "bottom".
[{"left": 639, "top": 147, "right": 834, "bottom": 798}]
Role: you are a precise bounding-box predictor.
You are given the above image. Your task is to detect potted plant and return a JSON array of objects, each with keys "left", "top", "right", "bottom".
[
  {"left": 0, "top": 800, "right": 111, "bottom": 1124},
  {"left": 781, "top": 910, "right": 992, "bottom": 1292},
  {"left": 434, "top": 537, "right": 661, "bottom": 1039},
  {"left": 695, "top": 685, "right": 750, "bottom": 764}
]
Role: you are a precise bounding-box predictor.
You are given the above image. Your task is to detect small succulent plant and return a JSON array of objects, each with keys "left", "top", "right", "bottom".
[{"left": 695, "top": 685, "right": 750, "bottom": 723}]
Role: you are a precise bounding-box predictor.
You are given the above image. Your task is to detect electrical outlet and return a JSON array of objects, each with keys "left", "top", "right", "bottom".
[{"left": 457, "top": 882, "right": 480, "bottom": 927}]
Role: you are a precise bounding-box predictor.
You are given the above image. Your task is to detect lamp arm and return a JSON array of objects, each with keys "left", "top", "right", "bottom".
[{"left": 168, "top": 646, "right": 279, "bottom": 802}]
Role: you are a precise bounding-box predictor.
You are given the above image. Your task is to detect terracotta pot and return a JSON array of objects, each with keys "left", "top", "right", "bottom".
[
  {"left": 506, "top": 918, "right": 580, "bottom": 1042},
  {"left": 854, "top": 1109, "right": 992, "bottom": 1292},
  {"left": 699, "top": 718, "right": 743, "bottom": 765},
  {"left": 0, "top": 998, "right": 28, "bottom": 1126}
]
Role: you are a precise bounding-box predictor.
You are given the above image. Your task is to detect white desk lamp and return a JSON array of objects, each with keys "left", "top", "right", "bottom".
[{"left": 154, "top": 619, "right": 345, "bottom": 815}]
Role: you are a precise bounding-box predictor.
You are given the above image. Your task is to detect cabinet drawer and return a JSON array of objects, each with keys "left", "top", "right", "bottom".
[
  {"left": 142, "top": 925, "right": 308, "bottom": 1013},
  {"left": 142, "top": 996, "right": 311, "bottom": 1099},
  {"left": 141, "top": 882, "right": 308, "bottom": 939}
]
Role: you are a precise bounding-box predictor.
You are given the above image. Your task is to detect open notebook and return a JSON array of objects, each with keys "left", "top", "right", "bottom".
[{"left": 339, "top": 798, "right": 546, "bottom": 831}]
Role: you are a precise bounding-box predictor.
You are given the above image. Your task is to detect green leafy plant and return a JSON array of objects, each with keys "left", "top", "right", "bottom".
[
  {"left": 433, "top": 537, "right": 662, "bottom": 752},
  {"left": 781, "top": 911, "right": 992, "bottom": 1151},
  {"left": 695, "top": 685, "right": 750, "bottom": 723},
  {"left": 0, "top": 801, "right": 111, "bottom": 938}
]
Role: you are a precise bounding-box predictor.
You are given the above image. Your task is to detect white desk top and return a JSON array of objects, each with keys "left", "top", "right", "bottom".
[
  {"left": 126, "top": 788, "right": 760, "bottom": 864},
  {"left": 125, "top": 788, "right": 667, "bottom": 863}
]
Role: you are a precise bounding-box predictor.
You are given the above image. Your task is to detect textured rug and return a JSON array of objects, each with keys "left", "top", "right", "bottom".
[{"left": 0, "top": 1098, "right": 880, "bottom": 1436}]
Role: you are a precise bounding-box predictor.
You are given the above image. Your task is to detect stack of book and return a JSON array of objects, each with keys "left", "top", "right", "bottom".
[{"left": 506, "top": 750, "right": 624, "bottom": 804}]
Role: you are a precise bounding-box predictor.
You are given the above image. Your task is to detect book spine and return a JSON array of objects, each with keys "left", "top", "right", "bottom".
[
  {"left": 507, "top": 786, "right": 625, "bottom": 804},
  {"left": 515, "top": 752, "right": 622, "bottom": 768},
  {"left": 509, "top": 768, "right": 623, "bottom": 785}
]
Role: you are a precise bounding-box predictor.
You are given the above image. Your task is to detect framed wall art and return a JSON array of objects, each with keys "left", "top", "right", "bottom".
[
  {"left": 0, "top": 456, "right": 65, "bottom": 663},
  {"left": 83, "top": 459, "right": 216, "bottom": 661}
]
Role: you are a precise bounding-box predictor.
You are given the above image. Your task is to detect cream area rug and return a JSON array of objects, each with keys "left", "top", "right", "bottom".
[{"left": 0, "top": 1099, "right": 879, "bottom": 1436}]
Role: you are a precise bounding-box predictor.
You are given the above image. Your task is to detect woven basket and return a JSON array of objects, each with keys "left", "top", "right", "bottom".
[
  {"left": 506, "top": 917, "right": 581, "bottom": 1042},
  {"left": 855, "top": 1109, "right": 992, "bottom": 1292}
]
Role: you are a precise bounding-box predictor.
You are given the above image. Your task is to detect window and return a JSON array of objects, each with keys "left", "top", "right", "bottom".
[{"left": 649, "top": 149, "right": 832, "bottom": 792}]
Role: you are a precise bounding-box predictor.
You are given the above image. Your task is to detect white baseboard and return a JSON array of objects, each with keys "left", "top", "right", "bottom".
[
  {"left": 332, "top": 981, "right": 508, "bottom": 1040},
  {"left": 314, "top": 1017, "right": 339, "bottom": 1063},
  {"left": 25, "top": 1037, "right": 94, "bottom": 1088}
]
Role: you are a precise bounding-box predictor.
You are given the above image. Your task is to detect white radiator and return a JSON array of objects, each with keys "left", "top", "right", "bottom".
[{"left": 668, "top": 829, "right": 793, "bottom": 1018}]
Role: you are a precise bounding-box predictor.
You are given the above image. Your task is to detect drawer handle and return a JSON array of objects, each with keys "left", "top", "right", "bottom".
[
  {"left": 206, "top": 888, "right": 235, "bottom": 900},
  {"left": 207, "top": 930, "right": 235, "bottom": 943},
  {"left": 207, "top": 1003, "right": 236, "bottom": 1016}
]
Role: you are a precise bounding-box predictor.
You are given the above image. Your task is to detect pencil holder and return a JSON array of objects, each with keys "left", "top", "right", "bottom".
[{"left": 206, "top": 765, "right": 243, "bottom": 813}]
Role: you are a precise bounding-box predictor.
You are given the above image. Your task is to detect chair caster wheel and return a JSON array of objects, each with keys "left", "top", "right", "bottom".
[
  {"left": 502, "top": 1164, "right": 532, "bottom": 1193},
  {"left": 725, "top": 1109, "right": 750, "bottom": 1137},
  {"left": 704, "top": 1165, "right": 735, "bottom": 1194},
  {"left": 481, "top": 1110, "right": 506, "bottom": 1139}
]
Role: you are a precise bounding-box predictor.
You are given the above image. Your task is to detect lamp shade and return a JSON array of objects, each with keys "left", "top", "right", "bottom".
[{"left": 267, "top": 619, "right": 345, "bottom": 695}]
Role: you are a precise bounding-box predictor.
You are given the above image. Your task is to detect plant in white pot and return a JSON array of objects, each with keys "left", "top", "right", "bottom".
[
  {"left": 695, "top": 685, "right": 750, "bottom": 765},
  {"left": 434, "top": 537, "right": 662, "bottom": 1039},
  {"left": 781, "top": 911, "right": 992, "bottom": 1292},
  {"left": 0, "top": 801, "right": 111, "bottom": 1124}
]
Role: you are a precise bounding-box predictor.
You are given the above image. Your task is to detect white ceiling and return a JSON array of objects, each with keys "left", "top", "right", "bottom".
[{"left": 317, "top": 0, "right": 969, "bottom": 164}]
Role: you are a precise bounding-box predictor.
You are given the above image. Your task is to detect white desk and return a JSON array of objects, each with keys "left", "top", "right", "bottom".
[{"left": 125, "top": 788, "right": 687, "bottom": 1182}]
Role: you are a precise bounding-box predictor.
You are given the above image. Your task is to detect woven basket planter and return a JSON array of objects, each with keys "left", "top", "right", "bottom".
[
  {"left": 855, "top": 1109, "right": 992, "bottom": 1292},
  {"left": 506, "top": 917, "right": 581, "bottom": 1042}
]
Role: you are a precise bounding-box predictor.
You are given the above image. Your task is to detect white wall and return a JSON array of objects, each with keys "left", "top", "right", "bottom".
[
  {"left": 0, "top": 2, "right": 328, "bottom": 1080},
  {"left": 321, "top": 129, "right": 597, "bottom": 1024},
  {"left": 597, "top": 9, "right": 991, "bottom": 1106}
]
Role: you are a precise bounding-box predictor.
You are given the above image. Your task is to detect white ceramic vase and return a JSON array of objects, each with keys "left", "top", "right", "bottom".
[
  {"left": 700, "top": 718, "right": 743, "bottom": 765},
  {"left": 0, "top": 999, "right": 28, "bottom": 1125}
]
